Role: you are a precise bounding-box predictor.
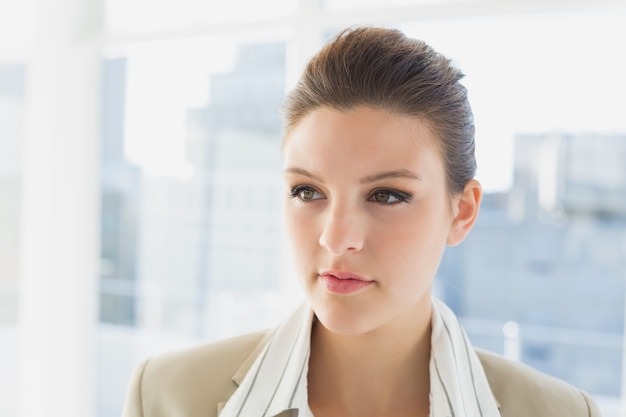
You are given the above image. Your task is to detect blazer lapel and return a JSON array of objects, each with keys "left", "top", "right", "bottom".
[{"left": 216, "top": 329, "right": 275, "bottom": 416}]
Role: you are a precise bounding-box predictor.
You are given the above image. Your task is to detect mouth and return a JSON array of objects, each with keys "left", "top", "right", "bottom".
[{"left": 318, "top": 270, "right": 374, "bottom": 295}]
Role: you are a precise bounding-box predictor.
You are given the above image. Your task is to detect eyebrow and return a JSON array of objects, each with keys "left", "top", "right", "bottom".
[
  {"left": 360, "top": 169, "right": 422, "bottom": 184},
  {"left": 283, "top": 167, "right": 421, "bottom": 184},
  {"left": 283, "top": 167, "right": 323, "bottom": 182}
]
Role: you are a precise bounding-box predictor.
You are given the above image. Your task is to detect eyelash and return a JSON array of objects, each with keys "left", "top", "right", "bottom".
[
  {"left": 289, "top": 185, "right": 321, "bottom": 202},
  {"left": 288, "top": 185, "right": 412, "bottom": 205},
  {"left": 369, "top": 189, "right": 412, "bottom": 205}
]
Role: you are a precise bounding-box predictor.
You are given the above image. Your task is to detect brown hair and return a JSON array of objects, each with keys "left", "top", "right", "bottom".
[{"left": 281, "top": 26, "right": 476, "bottom": 195}]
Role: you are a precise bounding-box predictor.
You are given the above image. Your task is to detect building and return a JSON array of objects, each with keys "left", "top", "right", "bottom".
[{"left": 438, "top": 132, "right": 626, "bottom": 396}]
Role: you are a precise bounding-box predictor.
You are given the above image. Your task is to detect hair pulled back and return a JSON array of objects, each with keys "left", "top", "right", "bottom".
[{"left": 282, "top": 26, "right": 476, "bottom": 195}]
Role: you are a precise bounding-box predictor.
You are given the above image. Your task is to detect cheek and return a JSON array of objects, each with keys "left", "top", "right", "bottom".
[
  {"left": 283, "top": 205, "right": 299, "bottom": 240},
  {"left": 378, "top": 209, "right": 450, "bottom": 268},
  {"left": 284, "top": 205, "right": 318, "bottom": 254}
]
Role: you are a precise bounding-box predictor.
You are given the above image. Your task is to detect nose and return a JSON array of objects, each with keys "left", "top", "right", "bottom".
[{"left": 318, "top": 203, "right": 364, "bottom": 256}]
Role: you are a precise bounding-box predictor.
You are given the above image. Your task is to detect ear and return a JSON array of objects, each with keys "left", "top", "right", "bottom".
[{"left": 447, "top": 179, "right": 482, "bottom": 247}]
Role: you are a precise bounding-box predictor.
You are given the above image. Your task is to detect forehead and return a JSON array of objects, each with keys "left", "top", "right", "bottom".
[{"left": 283, "top": 106, "right": 443, "bottom": 170}]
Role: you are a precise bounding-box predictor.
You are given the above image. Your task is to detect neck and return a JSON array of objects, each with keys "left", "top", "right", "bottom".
[{"left": 308, "top": 301, "right": 432, "bottom": 417}]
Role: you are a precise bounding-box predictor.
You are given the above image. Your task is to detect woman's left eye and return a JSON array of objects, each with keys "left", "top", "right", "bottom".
[{"left": 369, "top": 190, "right": 411, "bottom": 205}]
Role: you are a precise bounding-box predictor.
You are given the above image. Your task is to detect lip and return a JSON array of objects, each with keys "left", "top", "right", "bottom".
[{"left": 319, "top": 270, "right": 374, "bottom": 295}]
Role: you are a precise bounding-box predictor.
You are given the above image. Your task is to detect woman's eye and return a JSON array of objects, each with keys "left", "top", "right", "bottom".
[
  {"left": 369, "top": 190, "right": 410, "bottom": 205},
  {"left": 291, "top": 186, "right": 323, "bottom": 202}
]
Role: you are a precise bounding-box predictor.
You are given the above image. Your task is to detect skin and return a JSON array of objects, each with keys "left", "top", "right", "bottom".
[{"left": 282, "top": 106, "right": 482, "bottom": 417}]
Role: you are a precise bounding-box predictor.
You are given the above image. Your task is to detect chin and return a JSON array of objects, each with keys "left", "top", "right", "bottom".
[{"left": 311, "top": 298, "right": 380, "bottom": 336}]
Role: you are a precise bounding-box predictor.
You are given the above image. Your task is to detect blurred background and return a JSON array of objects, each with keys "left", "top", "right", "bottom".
[{"left": 1, "top": 0, "right": 625, "bottom": 416}]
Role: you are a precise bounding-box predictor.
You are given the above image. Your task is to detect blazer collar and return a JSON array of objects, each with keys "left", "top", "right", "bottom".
[
  {"left": 232, "top": 328, "right": 275, "bottom": 386},
  {"left": 216, "top": 329, "right": 276, "bottom": 416}
]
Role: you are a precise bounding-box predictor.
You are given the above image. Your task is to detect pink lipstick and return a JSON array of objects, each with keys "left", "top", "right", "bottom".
[{"left": 319, "top": 271, "right": 373, "bottom": 295}]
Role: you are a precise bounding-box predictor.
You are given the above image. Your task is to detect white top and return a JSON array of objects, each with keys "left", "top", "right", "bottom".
[{"left": 219, "top": 298, "right": 501, "bottom": 417}]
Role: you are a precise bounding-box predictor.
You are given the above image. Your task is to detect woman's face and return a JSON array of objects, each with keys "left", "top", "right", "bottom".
[{"left": 283, "top": 106, "right": 478, "bottom": 336}]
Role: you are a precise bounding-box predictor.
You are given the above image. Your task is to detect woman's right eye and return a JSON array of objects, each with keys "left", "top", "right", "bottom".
[{"left": 290, "top": 186, "right": 324, "bottom": 202}]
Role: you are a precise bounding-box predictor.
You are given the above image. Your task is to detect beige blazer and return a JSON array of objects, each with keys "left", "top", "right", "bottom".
[{"left": 122, "top": 330, "right": 602, "bottom": 417}]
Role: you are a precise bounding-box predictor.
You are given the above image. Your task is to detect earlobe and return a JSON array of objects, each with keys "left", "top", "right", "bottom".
[{"left": 447, "top": 179, "right": 482, "bottom": 246}]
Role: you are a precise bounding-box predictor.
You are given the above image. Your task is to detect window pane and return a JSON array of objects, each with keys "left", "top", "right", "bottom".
[
  {"left": 98, "top": 35, "right": 296, "bottom": 416},
  {"left": 97, "top": 8, "right": 625, "bottom": 416}
]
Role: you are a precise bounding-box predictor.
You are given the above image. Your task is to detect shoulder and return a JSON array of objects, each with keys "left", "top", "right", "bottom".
[
  {"left": 476, "top": 349, "right": 602, "bottom": 417},
  {"left": 142, "top": 329, "right": 270, "bottom": 384},
  {"left": 122, "top": 330, "right": 271, "bottom": 417}
]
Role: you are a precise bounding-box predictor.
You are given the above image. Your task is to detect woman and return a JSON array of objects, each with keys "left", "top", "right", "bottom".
[{"left": 122, "top": 27, "right": 601, "bottom": 417}]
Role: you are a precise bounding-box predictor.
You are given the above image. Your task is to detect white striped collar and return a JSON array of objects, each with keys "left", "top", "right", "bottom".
[
  {"left": 219, "top": 299, "right": 501, "bottom": 417},
  {"left": 219, "top": 303, "right": 314, "bottom": 417},
  {"left": 430, "top": 298, "right": 501, "bottom": 417}
]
